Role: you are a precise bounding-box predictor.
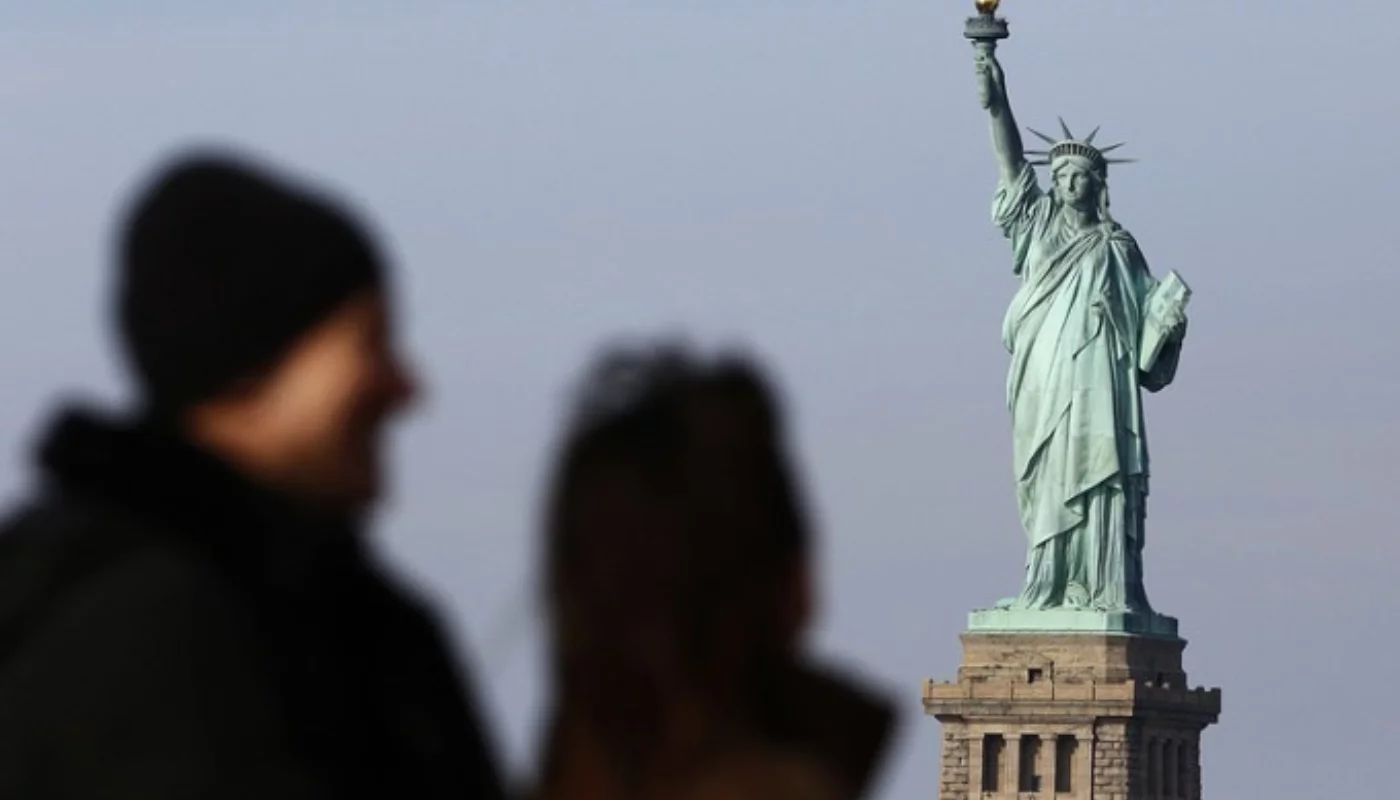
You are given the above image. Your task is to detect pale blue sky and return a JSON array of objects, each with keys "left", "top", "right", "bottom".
[{"left": 0, "top": 1, "right": 1395, "bottom": 797}]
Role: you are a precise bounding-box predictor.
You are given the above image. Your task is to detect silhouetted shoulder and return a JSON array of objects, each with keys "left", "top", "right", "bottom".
[
  {"left": 0, "top": 498, "right": 313, "bottom": 800},
  {"left": 0, "top": 495, "right": 223, "bottom": 649}
]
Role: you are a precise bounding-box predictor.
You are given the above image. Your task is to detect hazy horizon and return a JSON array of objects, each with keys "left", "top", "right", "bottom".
[{"left": 0, "top": 2, "right": 1395, "bottom": 797}]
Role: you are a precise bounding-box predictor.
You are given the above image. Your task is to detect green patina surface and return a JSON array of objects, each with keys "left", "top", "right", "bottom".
[
  {"left": 968, "top": 18, "right": 1191, "bottom": 625},
  {"left": 967, "top": 607, "right": 1179, "bottom": 638}
]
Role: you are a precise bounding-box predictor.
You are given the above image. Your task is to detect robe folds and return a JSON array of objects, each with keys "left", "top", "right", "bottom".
[{"left": 992, "top": 164, "right": 1181, "bottom": 611}]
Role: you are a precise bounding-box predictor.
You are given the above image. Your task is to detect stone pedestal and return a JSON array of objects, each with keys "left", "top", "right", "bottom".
[{"left": 923, "top": 630, "right": 1220, "bottom": 799}]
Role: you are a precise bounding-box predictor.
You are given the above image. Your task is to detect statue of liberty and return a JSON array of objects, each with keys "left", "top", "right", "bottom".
[{"left": 973, "top": 44, "right": 1190, "bottom": 614}]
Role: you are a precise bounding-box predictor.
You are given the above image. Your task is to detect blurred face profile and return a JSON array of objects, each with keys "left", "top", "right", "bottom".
[{"left": 231, "top": 289, "right": 418, "bottom": 513}]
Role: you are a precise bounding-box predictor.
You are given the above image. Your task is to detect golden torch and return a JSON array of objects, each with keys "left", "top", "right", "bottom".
[{"left": 965, "top": 0, "right": 1010, "bottom": 47}]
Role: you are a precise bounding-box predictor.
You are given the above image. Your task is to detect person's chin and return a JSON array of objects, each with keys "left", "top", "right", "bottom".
[
  {"left": 352, "top": 471, "right": 384, "bottom": 512},
  {"left": 328, "top": 466, "right": 382, "bottom": 518}
]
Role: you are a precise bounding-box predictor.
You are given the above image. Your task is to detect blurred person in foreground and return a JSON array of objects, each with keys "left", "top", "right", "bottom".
[
  {"left": 533, "top": 344, "right": 896, "bottom": 800},
  {"left": 0, "top": 151, "right": 506, "bottom": 799}
]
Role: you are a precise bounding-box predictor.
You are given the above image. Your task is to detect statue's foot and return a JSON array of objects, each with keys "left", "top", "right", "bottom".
[
  {"left": 1063, "top": 583, "right": 1090, "bottom": 608},
  {"left": 992, "top": 597, "right": 1017, "bottom": 610},
  {"left": 1090, "top": 600, "right": 1147, "bottom": 615}
]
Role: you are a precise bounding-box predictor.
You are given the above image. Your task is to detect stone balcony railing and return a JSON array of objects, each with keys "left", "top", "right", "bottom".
[{"left": 922, "top": 677, "right": 1222, "bottom": 715}]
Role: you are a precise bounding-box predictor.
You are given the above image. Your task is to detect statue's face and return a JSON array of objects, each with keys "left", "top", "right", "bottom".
[{"left": 1053, "top": 162, "right": 1099, "bottom": 210}]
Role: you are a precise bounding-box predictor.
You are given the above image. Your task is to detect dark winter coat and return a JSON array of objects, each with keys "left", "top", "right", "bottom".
[{"left": 0, "top": 408, "right": 508, "bottom": 800}]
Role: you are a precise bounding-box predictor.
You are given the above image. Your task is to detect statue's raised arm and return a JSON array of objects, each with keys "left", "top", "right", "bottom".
[{"left": 973, "top": 46, "right": 1025, "bottom": 184}]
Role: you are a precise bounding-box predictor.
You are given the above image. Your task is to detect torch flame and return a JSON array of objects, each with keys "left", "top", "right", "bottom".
[{"left": 975, "top": 0, "right": 1000, "bottom": 13}]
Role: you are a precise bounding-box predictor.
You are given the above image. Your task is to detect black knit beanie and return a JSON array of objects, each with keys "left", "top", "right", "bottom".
[{"left": 116, "top": 151, "right": 385, "bottom": 414}]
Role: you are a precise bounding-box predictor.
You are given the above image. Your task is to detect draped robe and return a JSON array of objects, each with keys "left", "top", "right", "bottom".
[{"left": 992, "top": 164, "right": 1183, "bottom": 612}]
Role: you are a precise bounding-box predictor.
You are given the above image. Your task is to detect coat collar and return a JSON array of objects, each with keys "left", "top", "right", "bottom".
[{"left": 34, "top": 404, "right": 366, "bottom": 590}]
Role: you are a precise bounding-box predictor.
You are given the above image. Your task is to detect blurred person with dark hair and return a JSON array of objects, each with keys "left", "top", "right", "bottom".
[
  {"left": 533, "top": 343, "right": 895, "bottom": 800},
  {"left": 0, "top": 150, "right": 506, "bottom": 799}
]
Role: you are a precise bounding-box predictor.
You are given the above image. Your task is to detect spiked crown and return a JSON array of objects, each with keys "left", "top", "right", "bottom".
[{"left": 1025, "top": 118, "right": 1134, "bottom": 177}]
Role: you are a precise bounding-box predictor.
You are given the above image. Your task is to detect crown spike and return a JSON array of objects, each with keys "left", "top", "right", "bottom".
[{"left": 1031, "top": 120, "right": 1136, "bottom": 172}]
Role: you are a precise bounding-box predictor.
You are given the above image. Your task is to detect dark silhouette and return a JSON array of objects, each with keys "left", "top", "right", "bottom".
[
  {"left": 0, "top": 150, "right": 506, "bottom": 799},
  {"left": 534, "top": 344, "right": 894, "bottom": 800}
]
